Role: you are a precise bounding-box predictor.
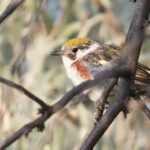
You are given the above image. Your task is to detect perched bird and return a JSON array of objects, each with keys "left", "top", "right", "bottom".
[{"left": 51, "top": 38, "right": 150, "bottom": 101}]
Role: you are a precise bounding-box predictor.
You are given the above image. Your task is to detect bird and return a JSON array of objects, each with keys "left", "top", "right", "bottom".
[{"left": 51, "top": 37, "right": 150, "bottom": 101}]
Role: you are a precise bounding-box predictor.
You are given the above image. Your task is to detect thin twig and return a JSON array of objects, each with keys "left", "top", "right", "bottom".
[
  {"left": 0, "top": 109, "right": 52, "bottom": 150},
  {"left": 0, "top": 0, "right": 25, "bottom": 24},
  {"left": 94, "top": 78, "right": 117, "bottom": 125},
  {"left": 0, "top": 77, "right": 49, "bottom": 109},
  {"left": 134, "top": 97, "right": 150, "bottom": 119}
]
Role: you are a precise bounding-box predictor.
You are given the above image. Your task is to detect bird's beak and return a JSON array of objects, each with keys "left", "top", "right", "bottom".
[{"left": 51, "top": 51, "right": 65, "bottom": 56}]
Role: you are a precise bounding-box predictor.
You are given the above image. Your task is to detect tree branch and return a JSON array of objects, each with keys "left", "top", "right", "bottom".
[
  {"left": 134, "top": 98, "right": 150, "bottom": 119},
  {"left": 78, "top": 0, "right": 150, "bottom": 149},
  {"left": 79, "top": 78, "right": 130, "bottom": 150},
  {"left": 0, "top": 0, "right": 149, "bottom": 149},
  {"left": 94, "top": 78, "right": 117, "bottom": 125},
  {"left": 0, "top": 77, "right": 49, "bottom": 109},
  {"left": 0, "top": 0, "right": 25, "bottom": 24},
  {"left": 124, "top": 0, "right": 150, "bottom": 71},
  {"left": 0, "top": 66, "right": 130, "bottom": 149}
]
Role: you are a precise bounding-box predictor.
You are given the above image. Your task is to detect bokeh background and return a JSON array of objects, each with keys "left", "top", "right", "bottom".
[{"left": 0, "top": 0, "right": 150, "bottom": 150}]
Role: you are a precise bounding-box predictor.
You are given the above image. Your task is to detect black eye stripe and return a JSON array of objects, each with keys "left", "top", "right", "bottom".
[
  {"left": 72, "top": 47, "right": 78, "bottom": 53},
  {"left": 67, "top": 41, "right": 94, "bottom": 60}
]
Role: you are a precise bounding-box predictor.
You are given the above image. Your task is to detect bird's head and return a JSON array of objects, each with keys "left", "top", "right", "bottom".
[{"left": 51, "top": 38, "right": 99, "bottom": 67}]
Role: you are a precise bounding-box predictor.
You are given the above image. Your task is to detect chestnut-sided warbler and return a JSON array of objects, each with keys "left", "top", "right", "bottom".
[{"left": 51, "top": 38, "right": 150, "bottom": 101}]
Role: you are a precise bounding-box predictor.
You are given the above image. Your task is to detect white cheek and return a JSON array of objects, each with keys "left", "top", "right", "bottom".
[
  {"left": 62, "top": 56, "right": 75, "bottom": 80},
  {"left": 62, "top": 56, "right": 74, "bottom": 68},
  {"left": 62, "top": 56, "right": 85, "bottom": 85}
]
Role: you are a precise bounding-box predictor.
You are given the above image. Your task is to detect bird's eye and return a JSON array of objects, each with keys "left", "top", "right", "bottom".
[{"left": 72, "top": 47, "right": 78, "bottom": 53}]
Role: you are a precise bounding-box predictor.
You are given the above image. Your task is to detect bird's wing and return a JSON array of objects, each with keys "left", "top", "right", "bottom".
[
  {"left": 135, "top": 63, "right": 150, "bottom": 85},
  {"left": 83, "top": 42, "right": 150, "bottom": 86},
  {"left": 83, "top": 42, "right": 120, "bottom": 66},
  {"left": 108, "top": 44, "right": 150, "bottom": 85}
]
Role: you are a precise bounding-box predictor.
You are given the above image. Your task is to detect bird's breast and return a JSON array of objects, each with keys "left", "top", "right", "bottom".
[
  {"left": 62, "top": 56, "right": 91, "bottom": 85},
  {"left": 71, "top": 60, "right": 91, "bottom": 81}
]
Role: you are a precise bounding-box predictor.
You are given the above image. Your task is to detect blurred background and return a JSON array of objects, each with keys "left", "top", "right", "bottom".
[{"left": 0, "top": 0, "right": 150, "bottom": 150}]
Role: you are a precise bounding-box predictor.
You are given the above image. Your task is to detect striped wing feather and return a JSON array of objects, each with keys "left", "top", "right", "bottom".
[{"left": 83, "top": 42, "right": 150, "bottom": 85}]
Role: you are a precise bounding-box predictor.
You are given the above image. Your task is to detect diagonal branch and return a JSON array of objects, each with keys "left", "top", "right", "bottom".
[
  {"left": 0, "top": 77, "right": 49, "bottom": 109},
  {"left": 94, "top": 78, "right": 117, "bottom": 125},
  {"left": 0, "top": 66, "right": 130, "bottom": 150},
  {"left": 79, "top": 78, "right": 130, "bottom": 150},
  {"left": 124, "top": 0, "right": 150, "bottom": 72},
  {"left": 51, "top": 66, "right": 130, "bottom": 113},
  {"left": 134, "top": 97, "right": 150, "bottom": 119},
  {"left": 0, "top": 0, "right": 25, "bottom": 24}
]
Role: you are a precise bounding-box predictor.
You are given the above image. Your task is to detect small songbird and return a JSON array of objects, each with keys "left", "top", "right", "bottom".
[{"left": 51, "top": 37, "right": 150, "bottom": 101}]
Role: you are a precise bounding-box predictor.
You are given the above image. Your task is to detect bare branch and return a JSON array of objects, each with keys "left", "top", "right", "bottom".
[
  {"left": 78, "top": 0, "right": 150, "bottom": 149},
  {"left": 0, "top": 0, "right": 149, "bottom": 149},
  {"left": 134, "top": 98, "right": 150, "bottom": 119},
  {"left": 94, "top": 78, "right": 117, "bottom": 125},
  {"left": 0, "top": 0, "right": 25, "bottom": 24},
  {"left": 0, "top": 109, "right": 52, "bottom": 150},
  {"left": 124, "top": 0, "right": 150, "bottom": 72},
  {"left": 79, "top": 78, "right": 130, "bottom": 150},
  {"left": 0, "top": 66, "right": 130, "bottom": 149},
  {"left": 0, "top": 77, "right": 49, "bottom": 109},
  {"left": 51, "top": 66, "right": 130, "bottom": 113}
]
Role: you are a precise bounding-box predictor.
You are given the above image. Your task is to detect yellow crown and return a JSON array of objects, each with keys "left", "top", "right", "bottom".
[{"left": 63, "top": 38, "right": 90, "bottom": 47}]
